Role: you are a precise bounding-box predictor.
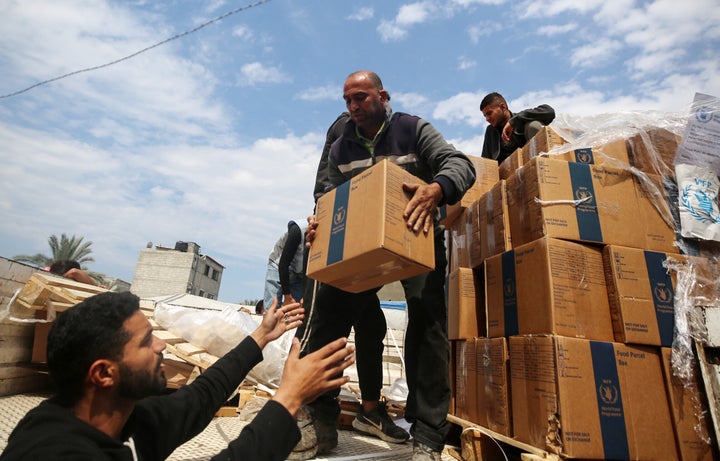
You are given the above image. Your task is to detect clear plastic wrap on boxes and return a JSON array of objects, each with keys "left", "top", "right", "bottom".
[{"left": 154, "top": 302, "right": 294, "bottom": 389}]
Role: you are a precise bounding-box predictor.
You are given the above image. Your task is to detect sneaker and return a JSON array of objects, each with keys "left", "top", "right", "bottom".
[
  {"left": 351, "top": 402, "right": 410, "bottom": 443},
  {"left": 287, "top": 406, "right": 318, "bottom": 461},
  {"left": 412, "top": 440, "right": 442, "bottom": 461}
]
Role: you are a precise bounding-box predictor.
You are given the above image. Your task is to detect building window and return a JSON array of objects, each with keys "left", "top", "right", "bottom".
[
  {"left": 199, "top": 290, "right": 205, "bottom": 297},
  {"left": 212, "top": 268, "right": 219, "bottom": 281},
  {"left": 204, "top": 265, "right": 210, "bottom": 276}
]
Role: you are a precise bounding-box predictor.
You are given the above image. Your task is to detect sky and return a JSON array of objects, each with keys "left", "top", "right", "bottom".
[{"left": 1, "top": 0, "right": 719, "bottom": 303}]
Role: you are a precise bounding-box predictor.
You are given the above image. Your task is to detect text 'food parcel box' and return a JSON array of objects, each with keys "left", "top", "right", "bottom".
[
  {"left": 485, "top": 237, "right": 613, "bottom": 341},
  {"left": 307, "top": 160, "right": 434, "bottom": 293},
  {"left": 510, "top": 335, "right": 676, "bottom": 460},
  {"left": 506, "top": 156, "right": 645, "bottom": 249}
]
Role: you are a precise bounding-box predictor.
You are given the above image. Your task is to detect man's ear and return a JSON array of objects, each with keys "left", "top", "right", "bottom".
[
  {"left": 379, "top": 89, "right": 389, "bottom": 103},
  {"left": 88, "top": 359, "right": 118, "bottom": 389}
]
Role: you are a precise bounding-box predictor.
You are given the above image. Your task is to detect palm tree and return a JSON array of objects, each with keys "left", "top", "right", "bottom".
[{"left": 14, "top": 233, "right": 95, "bottom": 268}]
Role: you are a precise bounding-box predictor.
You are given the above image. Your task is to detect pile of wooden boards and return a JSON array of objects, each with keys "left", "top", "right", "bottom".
[{"left": 13, "top": 272, "right": 107, "bottom": 315}]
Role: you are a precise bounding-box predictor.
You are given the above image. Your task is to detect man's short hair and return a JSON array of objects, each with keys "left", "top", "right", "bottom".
[
  {"left": 480, "top": 92, "right": 506, "bottom": 110},
  {"left": 49, "top": 260, "right": 81, "bottom": 276},
  {"left": 47, "top": 291, "right": 140, "bottom": 406}
]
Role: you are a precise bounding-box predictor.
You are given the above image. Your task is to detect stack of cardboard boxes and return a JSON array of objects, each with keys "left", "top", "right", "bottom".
[
  {"left": 447, "top": 126, "right": 719, "bottom": 460},
  {"left": 303, "top": 128, "right": 718, "bottom": 460}
]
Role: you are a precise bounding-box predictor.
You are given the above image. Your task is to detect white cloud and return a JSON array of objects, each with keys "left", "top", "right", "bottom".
[
  {"left": 537, "top": 23, "right": 577, "bottom": 36},
  {"left": 570, "top": 38, "right": 623, "bottom": 68},
  {"left": 450, "top": 0, "right": 505, "bottom": 6},
  {"left": 433, "top": 91, "right": 487, "bottom": 127},
  {"left": 520, "top": 0, "right": 604, "bottom": 18},
  {"left": 392, "top": 92, "right": 433, "bottom": 116},
  {"left": 347, "top": 7, "right": 374, "bottom": 21},
  {"left": 458, "top": 57, "right": 476, "bottom": 70},
  {"left": 232, "top": 24, "right": 253, "bottom": 41},
  {"left": 396, "top": 2, "right": 434, "bottom": 26},
  {"left": 378, "top": 19, "right": 408, "bottom": 41},
  {"left": 377, "top": 1, "right": 438, "bottom": 41},
  {"left": 238, "top": 62, "right": 290, "bottom": 86},
  {"left": 296, "top": 85, "right": 340, "bottom": 102},
  {"left": 467, "top": 23, "right": 502, "bottom": 44}
]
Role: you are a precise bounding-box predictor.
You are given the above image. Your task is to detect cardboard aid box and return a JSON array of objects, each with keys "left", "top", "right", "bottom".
[
  {"left": 603, "top": 246, "right": 701, "bottom": 346},
  {"left": 506, "top": 156, "right": 645, "bottom": 249},
  {"left": 499, "top": 125, "right": 569, "bottom": 179},
  {"left": 485, "top": 237, "right": 614, "bottom": 341},
  {"left": 467, "top": 179, "right": 512, "bottom": 268},
  {"left": 475, "top": 337, "right": 511, "bottom": 437},
  {"left": 627, "top": 127, "right": 682, "bottom": 176},
  {"left": 510, "top": 335, "right": 676, "bottom": 460},
  {"left": 635, "top": 172, "right": 678, "bottom": 253},
  {"left": 447, "top": 267, "right": 485, "bottom": 340},
  {"left": 453, "top": 340, "right": 468, "bottom": 420},
  {"left": 307, "top": 160, "right": 434, "bottom": 293},
  {"left": 661, "top": 347, "right": 718, "bottom": 461},
  {"left": 446, "top": 208, "right": 470, "bottom": 273},
  {"left": 441, "top": 155, "right": 499, "bottom": 226}
]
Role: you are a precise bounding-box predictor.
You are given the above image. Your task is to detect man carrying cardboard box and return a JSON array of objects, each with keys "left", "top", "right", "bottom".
[
  {"left": 295, "top": 70, "right": 475, "bottom": 461},
  {"left": 479, "top": 92, "right": 555, "bottom": 163}
]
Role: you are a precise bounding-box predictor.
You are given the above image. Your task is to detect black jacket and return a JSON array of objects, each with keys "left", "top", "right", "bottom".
[
  {"left": 481, "top": 104, "right": 555, "bottom": 163},
  {"left": 0, "top": 337, "right": 300, "bottom": 461}
]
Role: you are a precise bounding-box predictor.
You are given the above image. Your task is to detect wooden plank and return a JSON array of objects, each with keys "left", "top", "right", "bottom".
[
  {"left": 175, "top": 342, "right": 206, "bottom": 356},
  {"left": 447, "top": 414, "right": 560, "bottom": 461},
  {"left": 0, "top": 365, "right": 50, "bottom": 397},
  {"left": 152, "top": 330, "right": 185, "bottom": 345},
  {"left": 165, "top": 344, "right": 218, "bottom": 369}
]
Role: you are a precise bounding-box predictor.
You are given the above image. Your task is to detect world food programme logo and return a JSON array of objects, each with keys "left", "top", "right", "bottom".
[
  {"left": 574, "top": 148, "right": 594, "bottom": 164},
  {"left": 681, "top": 185, "right": 720, "bottom": 224},
  {"left": 333, "top": 206, "right": 347, "bottom": 226},
  {"left": 695, "top": 106, "right": 715, "bottom": 123},
  {"left": 503, "top": 277, "right": 515, "bottom": 298},
  {"left": 598, "top": 382, "right": 619, "bottom": 405},
  {"left": 575, "top": 186, "right": 594, "bottom": 204},
  {"left": 653, "top": 283, "right": 673, "bottom": 305}
]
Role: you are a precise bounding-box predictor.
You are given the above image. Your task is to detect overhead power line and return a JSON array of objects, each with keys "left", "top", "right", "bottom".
[{"left": 0, "top": 0, "right": 272, "bottom": 100}]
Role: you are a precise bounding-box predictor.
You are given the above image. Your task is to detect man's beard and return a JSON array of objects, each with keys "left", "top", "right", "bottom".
[{"left": 117, "top": 356, "right": 166, "bottom": 399}]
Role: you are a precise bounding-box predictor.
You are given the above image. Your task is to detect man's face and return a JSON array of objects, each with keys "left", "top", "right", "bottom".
[
  {"left": 481, "top": 102, "right": 508, "bottom": 129},
  {"left": 117, "top": 311, "right": 167, "bottom": 399},
  {"left": 343, "top": 73, "right": 387, "bottom": 135}
]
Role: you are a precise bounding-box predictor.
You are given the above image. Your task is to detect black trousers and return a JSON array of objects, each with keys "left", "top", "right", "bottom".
[{"left": 298, "top": 227, "right": 450, "bottom": 451}]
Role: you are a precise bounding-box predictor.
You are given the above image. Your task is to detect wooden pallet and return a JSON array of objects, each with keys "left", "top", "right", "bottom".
[
  {"left": 446, "top": 414, "right": 560, "bottom": 461},
  {"left": 13, "top": 272, "right": 106, "bottom": 312}
]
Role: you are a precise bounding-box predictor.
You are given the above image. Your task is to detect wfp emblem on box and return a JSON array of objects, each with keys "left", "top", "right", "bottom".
[
  {"left": 503, "top": 277, "right": 516, "bottom": 298},
  {"left": 573, "top": 148, "right": 594, "bottom": 164},
  {"left": 598, "top": 381, "right": 619, "bottom": 405},
  {"left": 331, "top": 206, "right": 347, "bottom": 236},
  {"left": 574, "top": 186, "right": 594, "bottom": 205},
  {"left": 652, "top": 283, "right": 673, "bottom": 306}
]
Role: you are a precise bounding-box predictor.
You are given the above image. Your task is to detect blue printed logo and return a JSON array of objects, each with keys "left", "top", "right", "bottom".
[
  {"left": 681, "top": 185, "right": 720, "bottom": 224},
  {"left": 599, "top": 382, "right": 619, "bottom": 405},
  {"left": 695, "top": 106, "right": 714, "bottom": 123},
  {"left": 503, "top": 277, "right": 516, "bottom": 298},
  {"left": 653, "top": 283, "right": 673, "bottom": 305},
  {"left": 575, "top": 186, "right": 594, "bottom": 204},
  {"left": 333, "top": 206, "right": 346, "bottom": 226}
]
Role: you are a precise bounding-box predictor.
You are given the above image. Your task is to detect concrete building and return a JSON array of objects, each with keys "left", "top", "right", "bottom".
[{"left": 131, "top": 241, "right": 224, "bottom": 300}]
